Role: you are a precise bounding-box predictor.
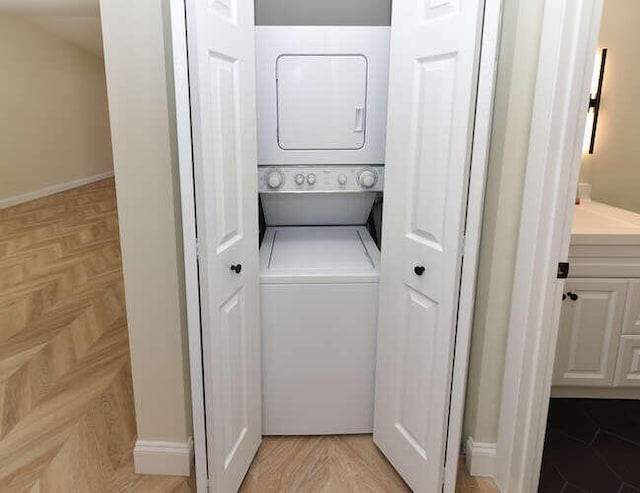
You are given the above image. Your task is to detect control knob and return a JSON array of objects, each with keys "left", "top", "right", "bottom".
[
  {"left": 337, "top": 174, "right": 348, "bottom": 186},
  {"left": 294, "top": 173, "right": 305, "bottom": 185},
  {"left": 358, "top": 169, "right": 377, "bottom": 189},
  {"left": 267, "top": 170, "right": 284, "bottom": 189},
  {"left": 306, "top": 173, "right": 316, "bottom": 185}
]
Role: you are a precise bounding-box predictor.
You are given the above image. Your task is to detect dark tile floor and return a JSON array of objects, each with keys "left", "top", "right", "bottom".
[{"left": 539, "top": 399, "right": 640, "bottom": 493}]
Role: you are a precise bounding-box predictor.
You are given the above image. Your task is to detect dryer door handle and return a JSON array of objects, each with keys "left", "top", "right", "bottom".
[{"left": 354, "top": 106, "right": 364, "bottom": 132}]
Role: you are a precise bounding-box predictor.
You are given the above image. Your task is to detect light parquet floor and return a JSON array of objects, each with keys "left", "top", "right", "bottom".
[
  {"left": 241, "top": 435, "right": 498, "bottom": 493},
  {"left": 0, "top": 178, "right": 497, "bottom": 493},
  {"left": 0, "top": 179, "right": 193, "bottom": 492},
  {"left": 240, "top": 435, "right": 409, "bottom": 492}
]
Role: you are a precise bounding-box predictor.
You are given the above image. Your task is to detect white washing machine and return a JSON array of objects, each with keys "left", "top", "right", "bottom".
[{"left": 260, "top": 226, "right": 380, "bottom": 435}]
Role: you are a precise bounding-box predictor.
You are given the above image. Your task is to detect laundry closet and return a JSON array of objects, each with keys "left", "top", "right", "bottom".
[{"left": 181, "top": 0, "right": 487, "bottom": 490}]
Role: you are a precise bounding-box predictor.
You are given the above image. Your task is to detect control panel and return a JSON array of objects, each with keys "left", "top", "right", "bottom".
[{"left": 258, "top": 166, "right": 385, "bottom": 193}]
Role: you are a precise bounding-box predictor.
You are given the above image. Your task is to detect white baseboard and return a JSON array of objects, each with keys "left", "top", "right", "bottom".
[
  {"left": 133, "top": 437, "right": 194, "bottom": 477},
  {"left": 0, "top": 171, "right": 115, "bottom": 209},
  {"left": 465, "top": 437, "right": 497, "bottom": 478}
]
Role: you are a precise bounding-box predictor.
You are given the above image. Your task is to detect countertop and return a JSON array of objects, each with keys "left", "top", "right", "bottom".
[{"left": 571, "top": 200, "right": 640, "bottom": 246}]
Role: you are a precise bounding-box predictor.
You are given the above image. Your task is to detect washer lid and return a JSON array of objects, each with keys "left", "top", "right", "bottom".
[{"left": 260, "top": 226, "right": 380, "bottom": 283}]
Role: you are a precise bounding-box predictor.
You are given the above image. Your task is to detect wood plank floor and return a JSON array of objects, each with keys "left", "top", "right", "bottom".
[
  {"left": 0, "top": 179, "right": 193, "bottom": 492},
  {"left": 241, "top": 435, "right": 498, "bottom": 493},
  {"left": 0, "top": 179, "right": 497, "bottom": 492}
]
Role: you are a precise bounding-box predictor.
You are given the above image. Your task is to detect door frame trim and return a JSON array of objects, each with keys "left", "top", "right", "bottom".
[
  {"left": 444, "top": 0, "right": 502, "bottom": 489},
  {"left": 169, "top": 0, "right": 502, "bottom": 490},
  {"left": 168, "top": 0, "right": 208, "bottom": 491},
  {"left": 494, "top": 0, "right": 604, "bottom": 491}
]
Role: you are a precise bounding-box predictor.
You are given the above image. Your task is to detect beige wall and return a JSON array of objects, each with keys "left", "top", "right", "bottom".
[
  {"left": 463, "top": 0, "right": 545, "bottom": 444},
  {"left": 100, "top": 0, "right": 191, "bottom": 444},
  {"left": 579, "top": 0, "right": 640, "bottom": 213},
  {"left": 0, "top": 12, "right": 113, "bottom": 201}
]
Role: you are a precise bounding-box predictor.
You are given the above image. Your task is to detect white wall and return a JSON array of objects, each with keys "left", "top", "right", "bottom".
[
  {"left": 100, "top": 0, "right": 192, "bottom": 451},
  {"left": 579, "top": 0, "right": 640, "bottom": 214},
  {"left": 0, "top": 12, "right": 113, "bottom": 202},
  {"left": 463, "top": 0, "right": 546, "bottom": 445},
  {"left": 255, "top": 0, "right": 391, "bottom": 25}
]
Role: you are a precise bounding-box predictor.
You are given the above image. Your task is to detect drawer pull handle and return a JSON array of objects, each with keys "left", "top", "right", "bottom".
[
  {"left": 230, "top": 264, "right": 242, "bottom": 274},
  {"left": 414, "top": 265, "right": 426, "bottom": 276},
  {"left": 567, "top": 292, "right": 578, "bottom": 301}
]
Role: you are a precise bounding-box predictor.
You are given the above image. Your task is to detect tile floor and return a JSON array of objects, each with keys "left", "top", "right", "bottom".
[{"left": 539, "top": 398, "right": 640, "bottom": 492}]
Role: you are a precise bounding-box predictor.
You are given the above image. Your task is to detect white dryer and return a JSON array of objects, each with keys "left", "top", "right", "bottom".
[
  {"left": 256, "top": 26, "right": 390, "bottom": 165},
  {"left": 259, "top": 226, "right": 380, "bottom": 435}
]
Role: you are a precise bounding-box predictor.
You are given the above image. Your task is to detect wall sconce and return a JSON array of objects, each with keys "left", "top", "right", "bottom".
[{"left": 584, "top": 48, "right": 608, "bottom": 154}]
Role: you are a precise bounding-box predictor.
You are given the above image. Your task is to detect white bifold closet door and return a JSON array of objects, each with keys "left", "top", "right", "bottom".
[
  {"left": 185, "top": 0, "right": 485, "bottom": 490},
  {"left": 185, "top": 0, "right": 261, "bottom": 491},
  {"left": 373, "top": 0, "right": 485, "bottom": 491}
]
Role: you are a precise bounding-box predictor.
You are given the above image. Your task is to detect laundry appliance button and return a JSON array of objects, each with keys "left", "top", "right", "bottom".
[
  {"left": 358, "top": 169, "right": 377, "bottom": 188},
  {"left": 267, "top": 170, "right": 284, "bottom": 189}
]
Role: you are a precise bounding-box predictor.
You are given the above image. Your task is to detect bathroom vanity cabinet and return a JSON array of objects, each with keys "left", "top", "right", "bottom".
[{"left": 552, "top": 201, "right": 640, "bottom": 396}]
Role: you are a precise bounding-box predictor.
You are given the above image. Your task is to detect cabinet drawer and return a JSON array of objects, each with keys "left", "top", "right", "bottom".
[
  {"left": 553, "top": 279, "right": 627, "bottom": 387},
  {"left": 569, "top": 243, "right": 640, "bottom": 278},
  {"left": 614, "top": 335, "right": 640, "bottom": 387}
]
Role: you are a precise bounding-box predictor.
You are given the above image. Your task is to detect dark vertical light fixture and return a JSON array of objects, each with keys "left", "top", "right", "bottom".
[{"left": 586, "top": 48, "right": 608, "bottom": 154}]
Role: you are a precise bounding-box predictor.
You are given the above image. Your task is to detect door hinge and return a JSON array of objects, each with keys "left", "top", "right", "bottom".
[
  {"left": 557, "top": 262, "right": 570, "bottom": 279},
  {"left": 195, "top": 238, "right": 201, "bottom": 259},
  {"left": 460, "top": 234, "right": 466, "bottom": 256}
]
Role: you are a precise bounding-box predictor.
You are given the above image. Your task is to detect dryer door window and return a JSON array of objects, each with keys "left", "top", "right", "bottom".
[{"left": 276, "top": 55, "right": 367, "bottom": 150}]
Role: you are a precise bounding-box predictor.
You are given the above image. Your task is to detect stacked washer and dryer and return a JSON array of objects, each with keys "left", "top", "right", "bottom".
[{"left": 256, "top": 27, "right": 390, "bottom": 435}]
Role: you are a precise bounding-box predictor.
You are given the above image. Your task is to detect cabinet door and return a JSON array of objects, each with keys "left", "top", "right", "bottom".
[
  {"left": 614, "top": 335, "right": 640, "bottom": 386},
  {"left": 553, "top": 279, "right": 627, "bottom": 387},
  {"left": 622, "top": 280, "right": 640, "bottom": 335},
  {"left": 615, "top": 282, "right": 640, "bottom": 387}
]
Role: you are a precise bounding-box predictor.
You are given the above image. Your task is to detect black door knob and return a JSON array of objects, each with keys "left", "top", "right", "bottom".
[
  {"left": 230, "top": 264, "right": 242, "bottom": 274},
  {"left": 414, "top": 265, "right": 425, "bottom": 276},
  {"left": 562, "top": 293, "right": 567, "bottom": 301},
  {"left": 567, "top": 292, "right": 578, "bottom": 301}
]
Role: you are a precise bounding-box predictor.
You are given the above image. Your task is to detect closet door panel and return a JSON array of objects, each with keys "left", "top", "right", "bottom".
[
  {"left": 373, "top": 0, "right": 485, "bottom": 490},
  {"left": 186, "top": 0, "right": 261, "bottom": 490}
]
